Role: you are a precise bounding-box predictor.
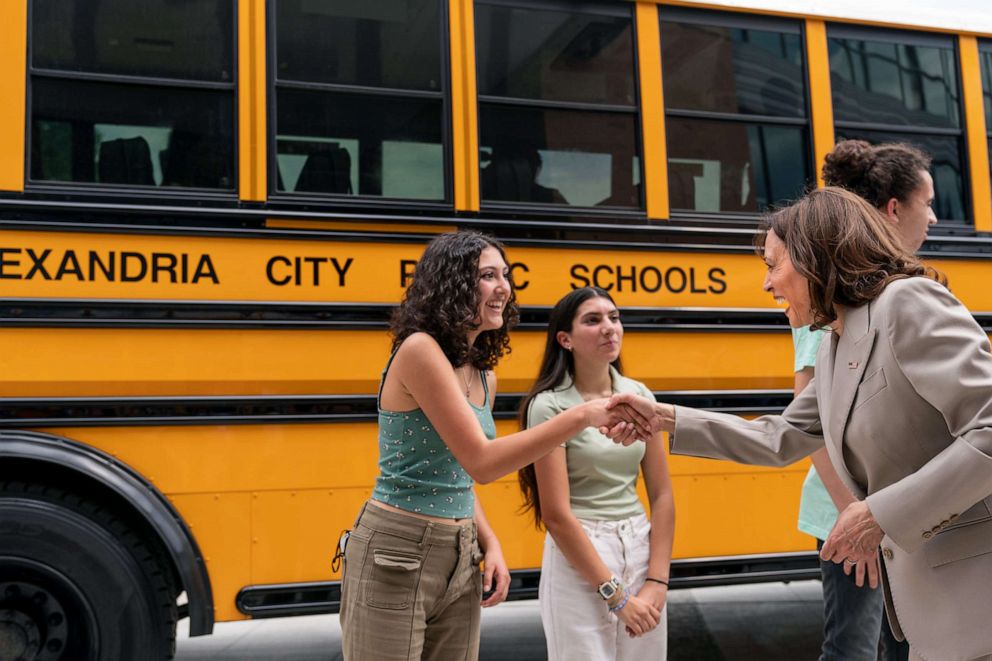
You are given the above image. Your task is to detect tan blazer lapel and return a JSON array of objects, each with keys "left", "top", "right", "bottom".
[
  {"left": 814, "top": 328, "right": 864, "bottom": 498},
  {"left": 827, "top": 303, "right": 877, "bottom": 467}
]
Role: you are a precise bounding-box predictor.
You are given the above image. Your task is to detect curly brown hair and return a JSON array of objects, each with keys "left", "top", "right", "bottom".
[
  {"left": 822, "top": 139, "right": 931, "bottom": 208},
  {"left": 390, "top": 231, "right": 519, "bottom": 370},
  {"left": 756, "top": 187, "right": 945, "bottom": 330}
]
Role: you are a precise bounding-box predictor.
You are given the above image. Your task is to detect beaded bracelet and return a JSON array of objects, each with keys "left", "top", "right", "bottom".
[{"left": 608, "top": 589, "right": 630, "bottom": 613}]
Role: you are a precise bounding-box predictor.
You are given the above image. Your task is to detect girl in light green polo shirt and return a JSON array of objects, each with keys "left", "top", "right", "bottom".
[{"left": 518, "top": 287, "right": 675, "bottom": 661}]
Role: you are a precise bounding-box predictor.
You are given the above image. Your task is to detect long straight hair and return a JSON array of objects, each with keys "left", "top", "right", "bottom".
[{"left": 517, "top": 287, "right": 622, "bottom": 528}]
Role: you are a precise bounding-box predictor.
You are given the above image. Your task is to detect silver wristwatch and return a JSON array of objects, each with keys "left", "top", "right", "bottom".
[{"left": 597, "top": 576, "right": 622, "bottom": 600}]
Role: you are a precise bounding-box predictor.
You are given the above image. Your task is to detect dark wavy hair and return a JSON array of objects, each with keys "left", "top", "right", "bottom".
[
  {"left": 390, "top": 231, "right": 519, "bottom": 370},
  {"left": 822, "top": 139, "right": 931, "bottom": 208},
  {"left": 756, "top": 187, "right": 945, "bottom": 330},
  {"left": 517, "top": 287, "right": 622, "bottom": 529}
]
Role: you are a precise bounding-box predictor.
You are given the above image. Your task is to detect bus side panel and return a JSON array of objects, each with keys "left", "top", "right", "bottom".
[
  {"left": 0, "top": 329, "right": 796, "bottom": 397},
  {"left": 169, "top": 492, "right": 252, "bottom": 622}
]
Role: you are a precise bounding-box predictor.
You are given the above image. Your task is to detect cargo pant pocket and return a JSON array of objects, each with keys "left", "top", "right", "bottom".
[{"left": 367, "top": 549, "right": 423, "bottom": 609}]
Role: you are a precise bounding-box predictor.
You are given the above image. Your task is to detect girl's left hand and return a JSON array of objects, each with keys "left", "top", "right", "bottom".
[
  {"left": 625, "top": 581, "right": 668, "bottom": 636},
  {"left": 481, "top": 544, "right": 510, "bottom": 607},
  {"left": 636, "top": 581, "right": 668, "bottom": 611}
]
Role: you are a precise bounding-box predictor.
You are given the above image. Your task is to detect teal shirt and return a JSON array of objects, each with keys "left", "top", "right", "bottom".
[
  {"left": 793, "top": 325, "right": 836, "bottom": 541},
  {"left": 372, "top": 355, "right": 496, "bottom": 519}
]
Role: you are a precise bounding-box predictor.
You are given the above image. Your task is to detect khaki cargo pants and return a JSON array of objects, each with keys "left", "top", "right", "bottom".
[{"left": 340, "top": 502, "right": 483, "bottom": 660}]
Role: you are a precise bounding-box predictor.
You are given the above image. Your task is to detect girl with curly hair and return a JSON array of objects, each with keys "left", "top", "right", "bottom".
[
  {"left": 518, "top": 287, "right": 675, "bottom": 660},
  {"left": 340, "top": 231, "right": 631, "bottom": 661}
]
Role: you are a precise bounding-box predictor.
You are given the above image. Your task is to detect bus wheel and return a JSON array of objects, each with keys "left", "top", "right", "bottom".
[{"left": 0, "top": 482, "right": 177, "bottom": 660}]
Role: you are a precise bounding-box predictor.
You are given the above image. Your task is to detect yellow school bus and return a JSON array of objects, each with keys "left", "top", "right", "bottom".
[{"left": 1, "top": 0, "right": 991, "bottom": 658}]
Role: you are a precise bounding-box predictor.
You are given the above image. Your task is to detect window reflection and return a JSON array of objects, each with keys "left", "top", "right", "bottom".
[
  {"left": 479, "top": 105, "right": 640, "bottom": 208},
  {"left": 983, "top": 48, "right": 992, "bottom": 128},
  {"left": 660, "top": 9, "right": 811, "bottom": 214},
  {"left": 275, "top": 0, "right": 441, "bottom": 90},
  {"left": 982, "top": 46, "right": 992, "bottom": 187},
  {"left": 829, "top": 37, "right": 960, "bottom": 128},
  {"left": 475, "top": 4, "right": 635, "bottom": 105},
  {"left": 475, "top": 1, "right": 640, "bottom": 210},
  {"left": 276, "top": 91, "right": 444, "bottom": 200},
  {"left": 31, "top": 78, "right": 235, "bottom": 189},
  {"left": 32, "top": 0, "right": 233, "bottom": 82},
  {"left": 272, "top": 0, "right": 447, "bottom": 202},
  {"left": 666, "top": 118, "right": 809, "bottom": 212},
  {"left": 661, "top": 21, "right": 805, "bottom": 117}
]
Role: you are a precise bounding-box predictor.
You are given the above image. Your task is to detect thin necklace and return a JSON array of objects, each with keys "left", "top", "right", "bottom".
[{"left": 460, "top": 366, "right": 474, "bottom": 397}]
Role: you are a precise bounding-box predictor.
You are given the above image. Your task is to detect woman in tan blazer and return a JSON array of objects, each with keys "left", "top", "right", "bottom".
[{"left": 611, "top": 187, "right": 992, "bottom": 661}]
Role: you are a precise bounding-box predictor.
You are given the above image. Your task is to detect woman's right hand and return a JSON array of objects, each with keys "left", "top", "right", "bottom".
[
  {"left": 604, "top": 394, "right": 677, "bottom": 446},
  {"left": 614, "top": 592, "right": 661, "bottom": 636},
  {"left": 581, "top": 398, "right": 651, "bottom": 441}
]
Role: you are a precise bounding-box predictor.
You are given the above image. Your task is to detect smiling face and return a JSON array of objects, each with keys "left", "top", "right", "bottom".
[
  {"left": 762, "top": 231, "right": 812, "bottom": 328},
  {"left": 474, "top": 246, "right": 511, "bottom": 332},
  {"left": 887, "top": 169, "right": 937, "bottom": 252},
  {"left": 556, "top": 296, "right": 623, "bottom": 366}
]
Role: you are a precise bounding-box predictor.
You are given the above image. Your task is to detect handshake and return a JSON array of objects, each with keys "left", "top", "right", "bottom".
[{"left": 590, "top": 393, "right": 677, "bottom": 445}]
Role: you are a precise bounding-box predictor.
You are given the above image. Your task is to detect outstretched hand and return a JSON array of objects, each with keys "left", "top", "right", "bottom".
[
  {"left": 598, "top": 394, "right": 674, "bottom": 446},
  {"left": 584, "top": 398, "right": 649, "bottom": 443}
]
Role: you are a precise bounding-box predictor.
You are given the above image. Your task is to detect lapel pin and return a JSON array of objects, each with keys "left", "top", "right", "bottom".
[{"left": 848, "top": 361, "right": 859, "bottom": 369}]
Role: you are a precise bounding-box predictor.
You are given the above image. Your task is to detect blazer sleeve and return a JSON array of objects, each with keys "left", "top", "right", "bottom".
[
  {"left": 865, "top": 277, "right": 992, "bottom": 554},
  {"left": 670, "top": 378, "right": 824, "bottom": 466}
]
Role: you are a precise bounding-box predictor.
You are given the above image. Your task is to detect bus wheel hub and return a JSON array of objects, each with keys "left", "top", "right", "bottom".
[
  {"left": 0, "top": 608, "right": 41, "bottom": 660},
  {"left": 0, "top": 580, "right": 68, "bottom": 661}
]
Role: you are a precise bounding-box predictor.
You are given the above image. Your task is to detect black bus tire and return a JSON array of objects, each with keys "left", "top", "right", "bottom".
[{"left": 0, "top": 482, "right": 177, "bottom": 660}]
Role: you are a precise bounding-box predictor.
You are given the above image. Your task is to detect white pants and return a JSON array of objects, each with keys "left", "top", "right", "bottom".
[{"left": 539, "top": 512, "right": 668, "bottom": 661}]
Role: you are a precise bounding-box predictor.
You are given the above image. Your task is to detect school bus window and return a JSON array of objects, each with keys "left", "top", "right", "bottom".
[
  {"left": 828, "top": 26, "right": 967, "bottom": 222},
  {"left": 660, "top": 8, "right": 811, "bottom": 214},
  {"left": 272, "top": 0, "right": 446, "bottom": 202},
  {"left": 475, "top": 0, "right": 642, "bottom": 210},
  {"left": 981, "top": 40, "right": 992, "bottom": 184},
  {"left": 31, "top": 0, "right": 233, "bottom": 82},
  {"left": 28, "top": 0, "right": 236, "bottom": 192}
]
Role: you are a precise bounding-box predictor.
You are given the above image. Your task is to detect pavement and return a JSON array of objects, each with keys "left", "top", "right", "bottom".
[{"left": 175, "top": 580, "right": 825, "bottom": 660}]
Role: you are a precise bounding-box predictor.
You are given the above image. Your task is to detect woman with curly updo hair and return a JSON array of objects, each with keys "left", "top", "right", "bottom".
[
  {"left": 823, "top": 139, "right": 935, "bottom": 252},
  {"left": 340, "top": 231, "right": 634, "bottom": 661}
]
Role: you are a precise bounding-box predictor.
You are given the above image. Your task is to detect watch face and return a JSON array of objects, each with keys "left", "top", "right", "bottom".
[{"left": 598, "top": 582, "right": 617, "bottom": 599}]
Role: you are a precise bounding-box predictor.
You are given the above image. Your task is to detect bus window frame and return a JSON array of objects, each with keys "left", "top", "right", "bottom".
[
  {"left": 980, "top": 39, "right": 992, "bottom": 176},
  {"left": 265, "top": 0, "right": 454, "bottom": 210},
  {"left": 659, "top": 5, "right": 815, "bottom": 223},
  {"left": 473, "top": 0, "right": 646, "bottom": 219},
  {"left": 826, "top": 22, "right": 970, "bottom": 224},
  {"left": 23, "top": 0, "right": 240, "bottom": 203}
]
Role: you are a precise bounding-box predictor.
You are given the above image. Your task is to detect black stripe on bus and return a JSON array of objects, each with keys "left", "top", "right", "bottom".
[
  {"left": 235, "top": 552, "right": 820, "bottom": 617},
  {"left": 0, "top": 390, "right": 794, "bottom": 428},
  {"left": 3, "top": 207, "right": 992, "bottom": 258},
  {"left": 5, "top": 299, "right": 992, "bottom": 332},
  {"left": 0, "top": 300, "right": 794, "bottom": 331}
]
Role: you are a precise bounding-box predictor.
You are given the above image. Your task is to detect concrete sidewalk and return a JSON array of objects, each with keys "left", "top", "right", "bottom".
[{"left": 175, "top": 580, "right": 825, "bottom": 660}]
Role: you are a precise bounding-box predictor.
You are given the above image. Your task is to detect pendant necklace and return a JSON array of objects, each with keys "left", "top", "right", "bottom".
[{"left": 460, "top": 366, "right": 474, "bottom": 397}]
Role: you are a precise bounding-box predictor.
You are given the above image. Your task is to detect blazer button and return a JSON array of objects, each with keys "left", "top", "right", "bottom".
[
  {"left": 923, "top": 531, "right": 933, "bottom": 539},
  {"left": 931, "top": 525, "right": 942, "bottom": 533},
  {"left": 949, "top": 513, "right": 960, "bottom": 522},
  {"left": 882, "top": 547, "right": 894, "bottom": 560}
]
